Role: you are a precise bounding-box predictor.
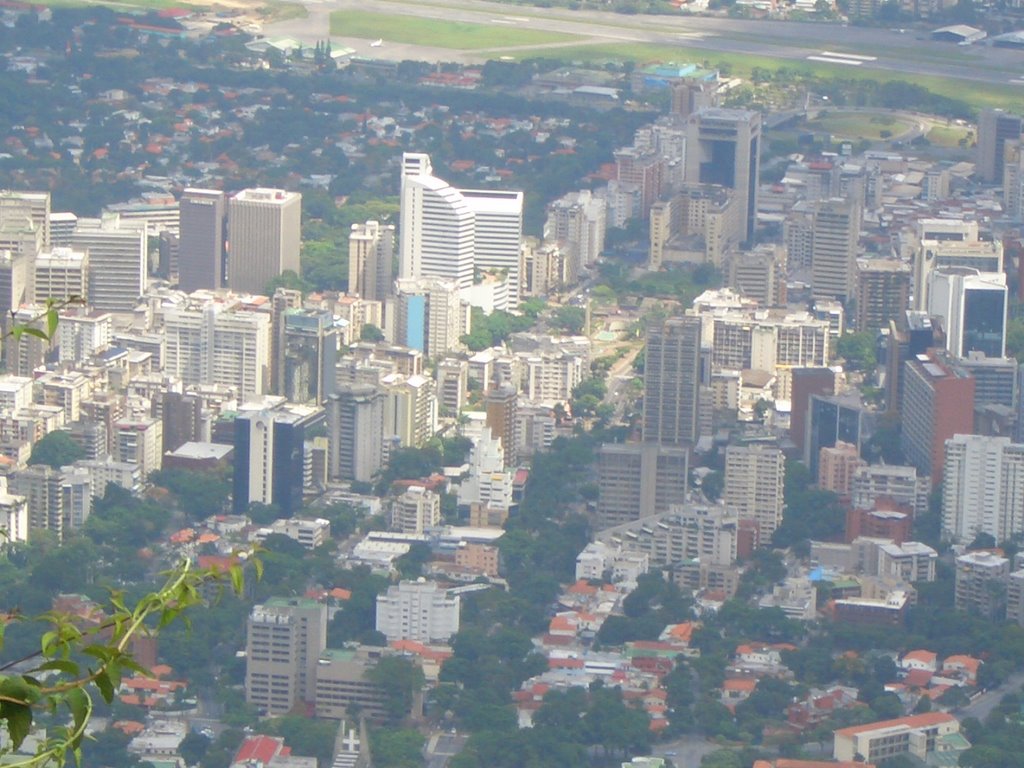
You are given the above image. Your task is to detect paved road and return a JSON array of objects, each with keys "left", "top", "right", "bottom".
[
  {"left": 264, "top": 0, "right": 1024, "bottom": 88},
  {"left": 424, "top": 732, "right": 467, "bottom": 768},
  {"left": 649, "top": 734, "right": 722, "bottom": 767},
  {"left": 959, "top": 669, "right": 1024, "bottom": 722}
]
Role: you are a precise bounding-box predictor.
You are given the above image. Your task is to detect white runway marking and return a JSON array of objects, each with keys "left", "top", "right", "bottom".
[{"left": 807, "top": 55, "right": 864, "bottom": 65}]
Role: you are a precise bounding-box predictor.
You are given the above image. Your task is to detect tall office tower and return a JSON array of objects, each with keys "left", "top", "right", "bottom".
[
  {"left": 942, "top": 434, "right": 1024, "bottom": 542},
  {"left": 326, "top": 383, "right": 384, "bottom": 483},
  {"left": 178, "top": 188, "right": 226, "bottom": 292},
  {"left": 485, "top": 385, "right": 518, "bottom": 467},
  {"left": 723, "top": 444, "right": 785, "bottom": 540},
  {"left": 977, "top": 108, "right": 1023, "bottom": 184},
  {"left": 10, "top": 465, "right": 64, "bottom": 542},
  {"left": 227, "top": 188, "right": 301, "bottom": 294},
  {"left": 245, "top": 597, "right": 327, "bottom": 716},
  {"left": 348, "top": 220, "right": 394, "bottom": 301},
  {"left": 71, "top": 214, "right": 147, "bottom": 312},
  {"left": 805, "top": 394, "right": 868, "bottom": 474},
  {"left": 375, "top": 580, "right": 460, "bottom": 644},
  {"left": 163, "top": 299, "right": 272, "bottom": 398},
  {"left": 112, "top": 418, "right": 164, "bottom": 476},
  {"left": 684, "top": 108, "right": 761, "bottom": 243},
  {"left": 790, "top": 367, "right": 836, "bottom": 457},
  {"left": 642, "top": 316, "right": 702, "bottom": 446},
  {"left": 463, "top": 189, "right": 524, "bottom": 308},
  {"left": 276, "top": 308, "right": 339, "bottom": 406},
  {"left": 1004, "top": 140, "right": 1024, "bottom": 219},
  {"left": 399, "top": 152, "right": 475, "bottom": 289},
  {"left": 670, "top": 78, "right": 719, "bottom": 118},
  {"left": 927, "top": 268, "right": 1007, "bottom": 359},
  {"left": 955, "top": 552, "right": 1010, "bottom": 619},
  {"left": 596, "top": 443, "right": 689, "bottom": 529},
  {"left": 0, "top": 191, "right": 50, "bottom": 248},
  {"left": 856, "top": 259, "right": 910, "bottom": 332},
  {"left": 913, "top": 219, "right": 1002, "bottom": 310},
  {"left": 901, "top": 351, "right": 975, "bottom": 487},
  {"left": 232, "top": 401, "right": 323, "bottom": 516},
  {"left": 546, "top": 190, "right": 608, "bottom": 271},
  {"left": 34, "top": 247, "right": 88, "bottom": 303},
  {"left": 810, "top": 198, "right": 860, "bottom": 303},
  {"left": 394, "top": 277, "right": 464, "bottom": 360},
  {"left": 390, "top": 486, "right": 441, "bottom": 534}
]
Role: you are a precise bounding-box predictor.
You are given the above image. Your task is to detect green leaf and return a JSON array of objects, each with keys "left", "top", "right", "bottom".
[
  {"left": 0, "top": 701, "right": 32, "bottom": 749},
  {"left": 93, "top": 670, "right": 115, "bottom": 704},
  {"left": 35, "top": 659, "right": 80, "bottom": 676},
  {"left": 0, "top": 676, "right": 38, "bottom": 704},
  {"left": 65, "top": 687, "right": 90, "bottom": 741},
  {"left": 46, "top": 309, "right": 58, "bottom": 340},
  {"left": 229, "top": 565, "right": 244, "bottom": 596},
  {"left": 18, "top": 327, "right": 49, "bottom": 341}
]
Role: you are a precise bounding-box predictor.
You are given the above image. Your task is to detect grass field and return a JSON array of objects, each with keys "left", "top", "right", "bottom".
[
  {"left": 926, "top": 124, "right": 973, "bottom": 147},
  {"left": 329, "top": 10, "right": 581, "bottom": 50},
  {"left": 807, "top": 111, "right": 916, "bottom": 141}
]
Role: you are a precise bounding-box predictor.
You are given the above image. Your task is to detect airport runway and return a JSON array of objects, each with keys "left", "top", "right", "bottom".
[{"left": 265, "top": 0, "right": 1024, "bottom": 89}]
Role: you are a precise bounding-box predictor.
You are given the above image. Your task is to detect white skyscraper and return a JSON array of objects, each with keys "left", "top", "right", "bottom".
[
  {"left": 943, "top": 434, "right": 1024, "bottom": 543},
  {"left": 399, "top": 153, "right": 475, "bottom": 289},
  {"left": 70, "top": 214, "right": 146, "bottom": 312},
  {"left": 227, "top": 188, "right": 301, "bottom": 294},
  {"left": 399, "top": 153, "right": 524, "bottom": 307},
  {"left": 462, "top": 189, "right": 524, "bottom": 307},
  {"left": 348, "top": 220, "right": 394, "bottom": 301},
  {"left": 927, "top": 268, "right": 1008, "bottom": 360},
  {"left": 375, "top": 580, "right": 460, "bottom": 643}
]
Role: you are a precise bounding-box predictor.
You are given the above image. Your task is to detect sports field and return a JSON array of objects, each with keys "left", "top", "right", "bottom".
[{"left": 806, "top": 111, "right": 916, "bottom": 141}]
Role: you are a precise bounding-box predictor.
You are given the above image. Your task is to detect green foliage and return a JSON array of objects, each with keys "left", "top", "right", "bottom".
[
  {"left": 460, "top": 308, "right": 535, "bottom": 351},
  {"left": 27, "top": 430, "right": 85, "bottom": 470},
  {"left": 551, "top": 306, "right": 586, "bottom": 335},
  {"left": 0, "top": 557, "right": 257, "bottom": 768},
  {"left": 149, "top": 468, "right": 231, "bottom": 520},
  {"left": 327, "top": 567, "right": 390, "bottom": 646},
  {"left": 369, "top": 728, "right": 425, "bottom": 768},
  {"left": 365, "top": 656, "right": 426, "bottom": 724},
  {"left": 1008, "top": 317, "right": 1024, "bottom": 363},
  {"left": 773, "top": 460, "right": 845, "bottom": 548},
  {"left": 596, "top": 573, "right": 692, "bottom": 645},
  {"left": 836, "top": 331, "right": 877, "bottom": 371},
  {"left": 360, "top": 324, "right": 385, "bottom": 342},
  {"left": 179, "top": 731, "right": 211, "bottom": 767},
  {"left": 570, "top": 376, "right": 607, "bottom": 418}
]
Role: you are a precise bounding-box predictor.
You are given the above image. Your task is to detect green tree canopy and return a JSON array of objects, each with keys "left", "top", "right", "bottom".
[{"left": 28, "top": 429, "right": 85, "bottom": 469}]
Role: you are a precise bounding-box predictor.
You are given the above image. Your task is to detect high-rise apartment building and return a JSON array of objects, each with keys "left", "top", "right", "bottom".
[
  {"left": 390, "top": 485, "right": 441, "bottom": 534},
  {"left": 485, "top": 385, "right": 518, "bottom": 468},
  {"left": 977, "top": 108, "right": 1022, "bottom": 184},
  {"left": 818, "top": 441, "right": 865, "bottom": 496},
  {"left": 163, "top": 297, "right": 272, "bottom": 398},
  {"left": 684, "top": 108, "right": 761, "bottom": 242},
  {"left": 927, "top": 268, "right": 1007, "bottom": 360},
  {"left": 901, "top": 352, "right": 975, "bottom": 486},
  {"left": 9, "top": 465, "right": 64, "bottom": 541},
  {"left": 227, "top": 188, "right": 301, "bottom": 294},
  {"left": 178, "top": 188, "right": 226, "bottom": 292},
  {"left": 723, "top": 444, "right": 785, "bottom": 540},
  {"left": 326, "top": 384, "right": 384, "bottom": 484},
  {"left": 394, "top": 278, "right": 464, "bottom": 361},
  {"left": 851, "top": 464, "right": 929, "bottom": 518},
  {"left": 382, "top": 373, "right": 437, "bottom": 449},
  {"left": 112, "top": 417, "right": 164, "bottom": 477},
  {"left": 0, "top": 249, "right": 34, "bottom": 328},
  {"left": 375, "top": 580, "right": 460, "bottom": 644},
  {"left": 545, "top": 189, "right": 608, "bottom": 271},
  {"left": 348, "top": 220, "right": 394, "bottom": 301},
  {"left": 642, "top": 316, "right": 702, "bottom": 446},
  {"left": 245, "top": 597, "right": 327, "bottom": 716},
  {"left": 34, "top": 247, "right": 88, "bottom": 304},
  {"left": 232, "top": 401, "right": 323, "bottom": 516},
  {"left": 942, "top": 434, "right": 1024, "bottom": 542},
  {"left": 71, "top": 214, "right": 147, "bottom": 312},
  {"left": 955, "top": 551, "right": 1009, "bottom": 618},
  {"left": 856, "top": 259, "right": 910, "bottom": 332},
  {"left": 810, "top": 198, "right": 860, "bottom": 303}
]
